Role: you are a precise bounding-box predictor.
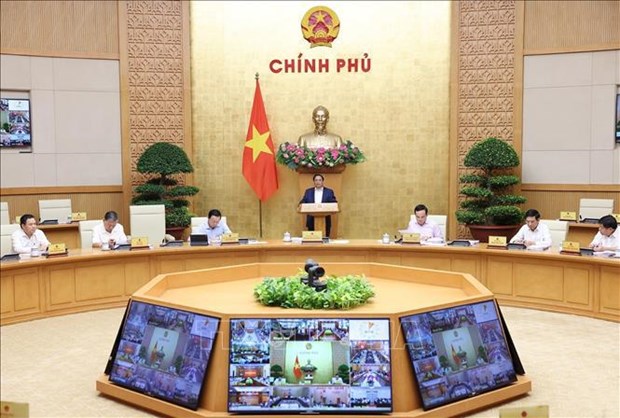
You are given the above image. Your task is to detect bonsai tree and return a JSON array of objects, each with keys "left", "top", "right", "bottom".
[
  {"left": 132, "top": 142, "right": 199, "bottom": 228},
  {"left": 270, "top": 364, "right": 284, "bottom": 379},
  {"left": 456, "top": 137, "right": 526, "bottom": 226}
]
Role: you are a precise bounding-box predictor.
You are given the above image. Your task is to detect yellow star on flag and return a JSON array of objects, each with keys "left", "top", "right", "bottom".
[{"left": 245, "top": 125, "right": 273, "bottom": 162}]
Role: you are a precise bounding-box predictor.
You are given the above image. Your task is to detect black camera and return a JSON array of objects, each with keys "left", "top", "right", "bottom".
[{"left": 301, "top": 259, "right": 327, "bottom": 292}]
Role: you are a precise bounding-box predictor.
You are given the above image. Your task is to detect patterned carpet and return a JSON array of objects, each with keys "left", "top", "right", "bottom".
[{"left": 1, "top": 306, "right": 618, "bottom": 418}]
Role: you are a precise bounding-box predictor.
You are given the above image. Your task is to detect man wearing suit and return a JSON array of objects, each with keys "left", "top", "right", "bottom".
[{"left": 299, "top": 173, "right": 337, "bottom": 237}]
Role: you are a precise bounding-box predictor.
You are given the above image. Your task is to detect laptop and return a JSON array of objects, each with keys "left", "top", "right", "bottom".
[
  {"left": 0, "top": 253, "right": 20, "bottom": 262},
  {"left": 190, "top": 234, "right": 209, "bottom": 246}
]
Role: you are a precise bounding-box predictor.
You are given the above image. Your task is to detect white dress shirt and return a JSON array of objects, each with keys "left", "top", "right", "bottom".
[
  {"left": 401, "top": 220, "right": 443, "bottom": 240},
  {"left": 313, "top": 188, "right": 324, "bottom": 203},
  {"left": 11, "top": 228, "right": 50, "bottom": 254},
  {"left": 196, "top": 220, "right": 231, "bottom": 241},
  {"left": 510, "top": 223, "right": 552, "bottom": 247},
  {"left": 92, "top": 223, "right": 128, "bottom": 246},
  {"left": 589, "top": 230, "right": 619, "bottom": 250}
]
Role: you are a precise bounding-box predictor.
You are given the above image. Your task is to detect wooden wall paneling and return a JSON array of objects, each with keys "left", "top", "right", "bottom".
[
  {"left": 117, "top": 1, "right": 193, "bottom": 231},
  {"left": 524, "top": 0, "right": 620, "bottom": 55},
  {"left": 0, "top": 0, "right": 119, "bottom": 59},
  {"left": 521, "top": 188, "right": 620, "bottom": 220},
  {"left": 449, "top": 1, "right": 520, "bottom": 240},
  {"left": 0, "top": 188, "right": 125, "bottom": 226}
]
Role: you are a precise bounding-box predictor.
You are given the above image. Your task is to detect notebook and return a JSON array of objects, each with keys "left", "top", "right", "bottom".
[{"left": 190, "top": 233, "right": 209, "bottom": 246}]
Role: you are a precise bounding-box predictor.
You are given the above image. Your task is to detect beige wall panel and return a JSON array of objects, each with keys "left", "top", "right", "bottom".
[
  {"left": 0, "top": 1, "right": 119, "bottom": 58},
  {"left": 49, "top": 268, "right": 75, "bottom": 306},
  {"left": 524, "top": 1, "right": 620, "bottom": 54},
  {"left": 599, "top": 268, "right": 620, "bottom": 314},
  {"left": 13, "top": 271, "right": 40, "bottom": 312},
  {"left": 190, "top": 2, "right": 451, "bottom": 239},
  {"left": 514, "top": 263, "right": 563, "bottom": 301},
  {"left": 1, "top": 275, "right": 14, "bottom": 313},
  {"left": 486, "top": 260, "right": 513, "bottom": 296},
  {"left": 0, "top": 190, "right": 126, "bottom": 228},
  {"left": 124, "top": 259, "right": 152, "bottom": 295},
  {"left": 563, "top": 267, "right": 591, "bottom": 306},
  {"left": 75, "top": 264, "right": 125, "bottom": 301}
]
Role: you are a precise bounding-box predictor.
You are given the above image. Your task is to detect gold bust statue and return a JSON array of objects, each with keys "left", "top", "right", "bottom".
[{"left": 298, "top": 105, "right": 343, "bottom": 150}]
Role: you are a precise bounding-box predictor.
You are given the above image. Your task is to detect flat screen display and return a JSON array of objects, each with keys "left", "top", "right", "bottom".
[
  {"left": 228, "top": 318, "right": 392, "bottom": 414},
  {"left": 400, "top": 300, "right": 517, "bottom": 410},
  {"left": 107, "top": 300, "right": 220, "bottom": 410},
  {"left": 0, "top": 98, "right": 31, "bottom": 148}
]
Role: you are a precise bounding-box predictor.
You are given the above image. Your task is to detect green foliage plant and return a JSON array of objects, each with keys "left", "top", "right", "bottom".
[
  {"left": 254, "top": 270, "right": 375, "bottom": 310},
  {"left": 132, "top": 142, "right": 199, "bottom": 228},
  {"left": 337, "top": 364, "right": 350, "bottom": 384},
  {"left": 455, "top": 137, "right": 526, "bottom": 226}
]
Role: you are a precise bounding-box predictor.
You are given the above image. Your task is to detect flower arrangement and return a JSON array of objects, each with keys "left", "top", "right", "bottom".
[
  {"left": 254, "top": 270, "right": 375, "bottom": 310},
  {"left": 276, "top": 140, "right": 366, "bottom": 170}
]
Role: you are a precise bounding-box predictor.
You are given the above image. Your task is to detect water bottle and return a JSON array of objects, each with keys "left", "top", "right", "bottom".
[
  {"left": 283, "top": 231, "right": 291, "bottom": 242},
  {"left": 382, "top": 233, "right": 390, "bottom": 244}
]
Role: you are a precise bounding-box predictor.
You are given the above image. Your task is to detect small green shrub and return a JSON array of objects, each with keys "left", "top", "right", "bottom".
[{"left": 254, "top": 270, "right": 375, "bottom": 310}]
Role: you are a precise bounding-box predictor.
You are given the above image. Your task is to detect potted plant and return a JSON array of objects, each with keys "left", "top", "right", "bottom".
[
  {"left": 276, "top": 141, "right": 366, "bottom": 172},
  {"left": 455, "top": 137, "right": 526, "bottom": 242},
  {"left": 132, "top": 142, "right": 199, "bottom": 239}
]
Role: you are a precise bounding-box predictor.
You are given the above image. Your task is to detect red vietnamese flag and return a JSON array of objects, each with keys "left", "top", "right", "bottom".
[
  {"left": 242, "top": 78, "right": 279, "bottom": 201},
  {"left": 293, "top": 355, "right": 302, "bottom": 380}
]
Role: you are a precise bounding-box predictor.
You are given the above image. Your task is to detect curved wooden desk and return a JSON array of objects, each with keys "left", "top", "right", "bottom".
[{"left": 1, "top": 241, "right": 618, "bottom": 325}]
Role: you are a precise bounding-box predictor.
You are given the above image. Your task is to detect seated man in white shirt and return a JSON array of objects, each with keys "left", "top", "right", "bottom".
[
  {"left": 92, "top": 211, "right": 128, "bottom": 248},
  {"left": 589, "top": 214, "right": 618, "bottom": 251},
  {"left": 12, "top": 213, "right": 50, "bottom": 254},
  {"left": 400, "top": 204, "right": 443, "bottom": 241},
  {"left": 196, "top": 209, "right": 231, "bottom": 242},
  {"left": 509, "top": 208, "right": 551, "bottom": 248}
]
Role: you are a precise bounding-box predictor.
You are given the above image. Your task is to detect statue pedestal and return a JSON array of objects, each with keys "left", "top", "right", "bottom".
[{"left": 297, "top": 166, "right": 345, "bottom": 238}]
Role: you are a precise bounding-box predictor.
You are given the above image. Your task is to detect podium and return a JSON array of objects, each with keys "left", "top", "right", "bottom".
[{"left": 298, "top": 202, "right": 340, "bottom": 238}]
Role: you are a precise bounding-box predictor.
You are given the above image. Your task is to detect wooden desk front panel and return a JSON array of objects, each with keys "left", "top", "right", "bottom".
[
  {"left": 1, "top": 243, "right": 618, "bottom": 324},
  {"left": 486, "top": 255, "right": 595, "bottom": 314}
]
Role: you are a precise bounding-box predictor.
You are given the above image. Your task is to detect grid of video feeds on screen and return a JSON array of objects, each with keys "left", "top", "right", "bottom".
[
  {"left": 108, "top": 301, "right": 220, "bottom": 410},
  {"left": 400, "top": 300, "right": 517, "bottom": 410},
  {"left": 228, "top": 318, "right": 392, "bottom": 413}
]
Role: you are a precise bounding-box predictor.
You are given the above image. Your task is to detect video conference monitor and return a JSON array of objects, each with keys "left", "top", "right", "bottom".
[
  {"left": 400, "top": 300, "right": 518, "bottom": 410},
  {"left": 228, "top": 318, "right": 393, "bottom": 414},
  {"left": 0, "top": 98, "right": 31, "bottom": 149},
  {"left": 106, "top": 300, "right": 220, "bottom": 410}
]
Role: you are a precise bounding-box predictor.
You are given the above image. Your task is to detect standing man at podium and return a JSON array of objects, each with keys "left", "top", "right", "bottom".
[{"left": 299, "top": 173, "right": 337, "bottom": 237}]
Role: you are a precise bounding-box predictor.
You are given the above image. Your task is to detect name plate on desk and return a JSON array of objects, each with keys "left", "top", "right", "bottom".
[
  {"left": 488, "top": 236, "right": 507, "bottom": 247},
  {"left": 302, "top": 230, "right": 323, "bottom": 242},
  {"left": 221, "top": 233, "right": 239, "bottom": 244},
  {"left": 401, "top": 233, "right": 421, "bottom": 244},
  {"left": 559, "top": 211, "right": 577, "bottom": 221},
  {"left": 131, "top": 237, "right": 149, "bottom": 249},
  {"left": 561, "top": 241, "right": 580, "bottom": 253},
  {"left": 612, "top": 213, "right": 620, "bottom": 222},
  {"left": 299, "top": 203, "right": 339, "bottom": 213},
  {"left": 71, "top": 212, "right": 87, "bottom": 221},
  {"left": 47, "top": 243, "right": 68, "bottom": 257}
]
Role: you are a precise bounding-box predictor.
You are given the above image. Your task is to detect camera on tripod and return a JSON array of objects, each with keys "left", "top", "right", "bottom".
[{"left": 301, "top": 259, "right": 327, "bottom": 292}]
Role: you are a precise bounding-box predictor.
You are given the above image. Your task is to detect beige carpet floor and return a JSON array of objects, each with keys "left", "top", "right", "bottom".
[{"left": 1, "top": 306, "right": 618, "bottom": 418}]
